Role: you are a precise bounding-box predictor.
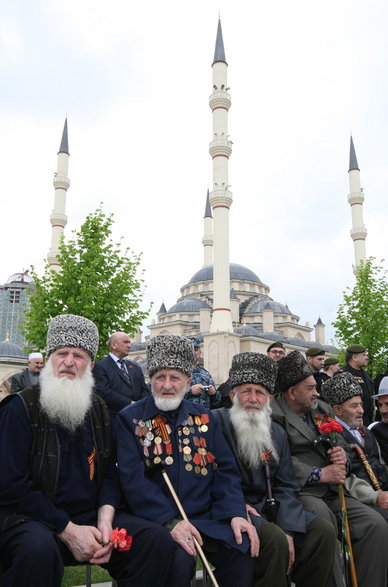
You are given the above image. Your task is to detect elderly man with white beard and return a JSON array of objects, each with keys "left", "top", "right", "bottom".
[
  {"left": 0, "top": 314, "right": 175, "bottom": 587},
  {"left": 213, "top": 352, "right": 336, "bottom": 587},
  {"left": 116, "top": 334, "right": 268, "bottom": 587}
]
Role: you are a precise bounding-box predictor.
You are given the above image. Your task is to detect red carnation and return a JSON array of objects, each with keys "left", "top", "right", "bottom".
[
  {"left": 319, "top": 421, "right": 343, "bottom": 434},
  {"left": 110, "top": 528, "right": 133, "bottom": 552}
]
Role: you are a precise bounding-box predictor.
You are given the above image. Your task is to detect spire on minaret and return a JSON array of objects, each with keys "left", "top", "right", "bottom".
[
  {"left": 213, "top": 19, "right": 227, "bottom": 65},
  {"left": 204, "top": 189, "right": 212, "bottom": 218},
  {"left": 47, "top": 118, "right": 70, "bottom": 271},
  {"left": 202, "top": 189, "right": 213, "bottom": 267},
  {"left": 347, "top": 135, "right": 367, "bottom": 274},
  {"left": 208, "top": 18, "right": 233, "bottom": 332},
  {"left": 349, "top": 136, "right": 359, "bottom": 171}
]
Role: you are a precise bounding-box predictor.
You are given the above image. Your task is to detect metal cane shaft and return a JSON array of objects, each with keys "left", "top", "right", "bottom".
[{"left": 161, "top": 471, "right": 220, "bottom": 587}]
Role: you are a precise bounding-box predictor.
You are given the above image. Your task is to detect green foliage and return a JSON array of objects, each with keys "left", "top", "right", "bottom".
[
  {"left": 23, "top": 207, "right": 150, "bottom": 359},
  {"left": 62, "top": 565, "right": 110, "bottom": 586},
  {"left": 333, "top": 258, "right": 388, "bottom": 377}
]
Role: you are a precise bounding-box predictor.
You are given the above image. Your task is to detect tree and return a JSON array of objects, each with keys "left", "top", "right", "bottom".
[
  {"left": 333, "top": 257, "right": 388, "bottom": 378},
  {"left": 23, "top": 207, "right": 150, "bottom": 359}
]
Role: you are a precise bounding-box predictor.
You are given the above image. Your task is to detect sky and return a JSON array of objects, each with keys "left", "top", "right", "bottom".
[{"left": 1, "top": 0, "right": 387, "bottom": 345}]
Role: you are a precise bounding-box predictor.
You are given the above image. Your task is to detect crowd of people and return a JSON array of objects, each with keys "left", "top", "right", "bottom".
[{"left": 0, "top": 315, "right": 388, "bottom": 587}]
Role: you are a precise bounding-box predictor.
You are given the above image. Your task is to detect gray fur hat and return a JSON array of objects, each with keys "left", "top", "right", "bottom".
[
  {"left": 147, "top": 334, "right": 194, "bottom": 378},
  {"left": 321, "top": 372, "right": 363, "bottom": 406},
  {"left": 230, "top": 352, "right": 277, "bottom": 393},
  {"left": 276, "top": 350, "right": 313, "bottom": 392},
  {"left": 46, "top": 314, "right": 99, "bottom": 360}
]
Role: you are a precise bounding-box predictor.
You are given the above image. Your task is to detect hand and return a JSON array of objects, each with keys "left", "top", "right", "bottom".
[
  {"left": 230, "top": 517, "right": 259, "bottom": 558},
  {"left": 191, "top": 384, "right": 204, "bottom": 396},
  {"left": 57, "top": 521, "right": 103, "bottom": 562},
  {"left": 376, "top": 491, "right": 388, "bottom": 509},
  {"left": 328, "top": 446, "right": 347, "bottom": 466},
  {"left": 320, "top": 464, "right": 346, "bottom": 484},
  {"left": 170, "top": 520, "right": 202, "bottom": 556},
  {"left": 207, "top": 385, "right": 216, "bottom": 396},
  {"left": 246, "top": 504, "right": 260, "bottom": 518},
  {"left": 92, "top": 504, "right": 115, "bottom": 564},
  {"left": 285, "top": 534, "right": 295, "bottom": 573}
]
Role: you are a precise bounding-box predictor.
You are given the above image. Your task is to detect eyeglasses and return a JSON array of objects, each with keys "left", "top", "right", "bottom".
[{"left": 270, "top": 350, "right": 285, "bottom": 356}]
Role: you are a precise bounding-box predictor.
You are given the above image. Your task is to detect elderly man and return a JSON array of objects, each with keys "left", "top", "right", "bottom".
[
  {"left": 339, "top": 344, "right": 375, "bottom": 426},
  {"left": 267, "top": 342, "right": 286, "bottom": 362},
  {"left": 116, "top": 334, "right": 260, "bottom": 587},
  {"left": 93, "top": 332, "right": 149, "bottom": 415},
  {"left": 10, "top": 351, "right": 44, "bottom": 392},
  {"left": 184, "top": 337, "right": 220, "bottom": 409},
  {"left": 371, "top": 377, "right": 388, "bottom": 465},
  {"left": 271, "top": 350, "right": 388, "bottom": 587},
  {"left": 0, "top": 315, "right": 174, "bottom": 587},
  {"left": 214, "top": 352, "right": 336, "bottom": 587},
  {"left": 322, "top": 372, "right": 388, "bottom": 518}
]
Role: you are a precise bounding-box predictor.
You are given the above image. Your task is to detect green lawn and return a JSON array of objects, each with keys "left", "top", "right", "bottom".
[{"left": 62, "top": 565, "right": 111, "bottom": 586}]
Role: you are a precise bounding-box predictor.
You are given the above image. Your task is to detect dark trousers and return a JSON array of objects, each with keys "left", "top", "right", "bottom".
[
  {"left": 167, "top": 539, "right": 256, "bottom": 587},
  {"left": 301, "top": 494, "right": 388, "bottom": 587},
  {"left": 292, "top": 517, "right": 337, "bottom": 587},
  {"left": 0, "top": 512, "right": 175, "bottom": 587}
]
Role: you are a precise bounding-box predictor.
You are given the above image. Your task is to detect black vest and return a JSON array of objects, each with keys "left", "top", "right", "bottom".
[{"left": 0, "top": 387, "right": 111, "bottom": 532}]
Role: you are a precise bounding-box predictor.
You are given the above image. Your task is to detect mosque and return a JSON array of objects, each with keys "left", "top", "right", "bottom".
[{"left": 0, "top": 20, "right": 367, "bottom": 386}]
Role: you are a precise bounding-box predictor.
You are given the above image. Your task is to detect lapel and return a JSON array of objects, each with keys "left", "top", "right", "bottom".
[
  {"left": 109, "top": 355, "right": 132, "bottom": 388},
  {"left": 278, "top": 395, "right": 328, "bottom": 459}
]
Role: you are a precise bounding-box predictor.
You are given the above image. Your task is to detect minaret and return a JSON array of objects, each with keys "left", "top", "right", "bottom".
[
  {"left": 208, "top": 19, "right": 233, "bottom": 332},
  {"left": 202, "top": 189, "right": 213, "bottom": 266},
  {"left": 47, "top": 119, "right": 70, "bottom": 271},
  {"left": 348, "top": 136, "right": 367, "bottom": 274}
]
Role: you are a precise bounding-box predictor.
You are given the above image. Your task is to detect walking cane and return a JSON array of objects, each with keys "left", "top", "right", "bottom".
[
  {"left": 315, "top": 436, "right": 358, "bottom": 587},
  {"left": 350, "top": 444, "right": 382, "bottom": 490},
  {"left": 160, "top": 468, "right": 220, "bottom": 587}
]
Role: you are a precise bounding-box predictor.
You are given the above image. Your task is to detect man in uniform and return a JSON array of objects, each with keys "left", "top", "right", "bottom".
[
  {"left": 214, "top": 352, "right": 336, "bottom": 587},
  {"left": 305, "top": 346, "right": 326, "bottom": 394},
  {"left": 339, "top": 344, "right": 375, "bottom": 426},
  {"left": 272, "top": 350, "right": 388, "bottom": 587},
  {"left": 184, "top": 336, "right": 220, "bottom": 409},
  {"left": 267, "top": 342, "right": 286, "bottom": 362},
  {"left": 116, "top": 334, "right": 270, "bottom": 587},
  {"left": 10, "top": 351, "right": 44, "bottom": 392},
  {"left": 0, "top": 315, "right": 174, "bottom": 587}
]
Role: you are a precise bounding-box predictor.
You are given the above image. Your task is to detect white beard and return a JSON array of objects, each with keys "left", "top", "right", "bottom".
[
  {"left": 39, "top": 358, "right": 94, "bottom": 433},
  {"left": 230, "top": 395, "right": 278, "bottom": 468},
  {"left": 152, "top": 386, "right": 188, "bottom": 412}
]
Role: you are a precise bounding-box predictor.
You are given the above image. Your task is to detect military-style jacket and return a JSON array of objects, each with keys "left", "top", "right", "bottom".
[{"left": 116, "top": 396, "right": 250, "bottom": 552}]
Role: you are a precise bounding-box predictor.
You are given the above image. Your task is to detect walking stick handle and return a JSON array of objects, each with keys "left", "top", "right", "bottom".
[{"left": 161, "top": 470, "right": 220, "bottom": 587}]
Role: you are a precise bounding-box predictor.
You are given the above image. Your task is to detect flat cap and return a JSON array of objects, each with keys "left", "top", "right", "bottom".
[
  {"left": 230, "top": 352, "right": 277, "bottom": 394},
  {"left": 147, "top": 334, "right": 194, "bottom": 378},
  {"left": 306, "top": 346, "right": 326, "bottom": 357}
]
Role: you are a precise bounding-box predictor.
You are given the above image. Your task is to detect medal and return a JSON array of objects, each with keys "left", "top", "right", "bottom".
[
  {"left": 185, "top": 463, "right": 193, "bottom": 471},
  {"left": 200, "top": 425, "right": 208, "bottom": 432},
  {"left": 165, "top": 456, "right": 174, "bottom": 465},
  {"left": 154, "top": 456, "right": 161, "bottom": 464},
  {"left": 183, "top": 446, "right": 191, "bottom": 455},
  {"left": 201, "top": 467, "right": 208, "bottom": 476}
]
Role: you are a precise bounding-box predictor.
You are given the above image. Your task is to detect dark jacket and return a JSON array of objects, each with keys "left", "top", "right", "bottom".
[
  {"left": 92, "top": 355, "right": 150, "bottom": 413},
  {"left": 339, "top": 365, "right": 375, "bottom": 426},
  {"left": 10, "top": 368, "right": 33, "bottom": 393},
  {"left": 340, "top": 425, "right": 388, "bottom": 490},
  {"left": 213, "top": 407, "right": 316, "bottom": 535},
  {"left": 116, "top": 395, "right": 250, "bottom": 552},
  {"left": 371, "top": 422, "right": 388, "bottom": 468}
]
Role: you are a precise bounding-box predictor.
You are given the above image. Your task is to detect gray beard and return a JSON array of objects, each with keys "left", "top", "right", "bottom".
[
  {"left": 230, "top": 396, "right": 278, "bottom": 469},
  {"left": 39, "top": 359, "right": 94, "bottom": 433}
]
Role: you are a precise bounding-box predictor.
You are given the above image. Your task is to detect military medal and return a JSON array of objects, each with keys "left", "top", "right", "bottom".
[{"left": 165, "top": 456, "right": 174, "bottom": 465}]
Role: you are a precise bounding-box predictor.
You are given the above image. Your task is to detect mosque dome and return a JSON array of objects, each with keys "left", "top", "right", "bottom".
[
  {"left": 0, "top": 341, "right": 27, "bottom": 358},
  {"left": 234, "top": 325, "right": 260, "bottom": 337},
  {"left": 188, "top": 263, "right": 262, "bottom": 285},
  {"left": 167, "top": 298, "right": 212, "bottom": 314},
  {"left": 248, "top": 300, "right": 291, "bottom": 314}
]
